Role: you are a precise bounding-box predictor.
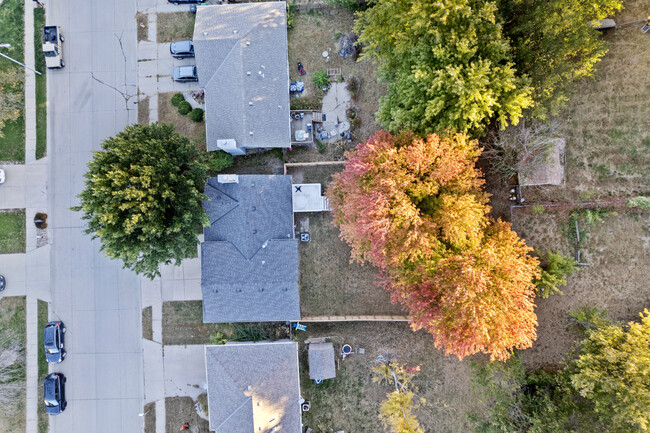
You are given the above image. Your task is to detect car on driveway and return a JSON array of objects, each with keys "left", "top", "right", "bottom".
[
  {"left": 0, "top": 274, "right": 5, "bottom": 291},
  {"left": 0, "top": 168, "right": 5, "bottom": 184},
  {"left": 44, "top": 321, "right": 66, "bottom": 363},
  {"left": 172, "top": 65, "right": 198, "bottom": 82},
  {"left": 167, "top": 0, "right": 205, "bottom": 4},
  {"left": 43, "top": 373, "right": 67, "bottom": 415},
  {"left": 170, "top": 40, "right": 194, "bottom": 59}
]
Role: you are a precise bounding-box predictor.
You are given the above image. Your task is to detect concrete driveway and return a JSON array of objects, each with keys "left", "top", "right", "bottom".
[{"left": 45, "top": 0, "right": 142, "bottom": 431}]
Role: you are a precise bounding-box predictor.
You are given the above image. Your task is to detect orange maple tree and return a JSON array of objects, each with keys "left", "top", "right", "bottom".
[{"left": 328, "top": 130, "right": 540, "bottom": 360}]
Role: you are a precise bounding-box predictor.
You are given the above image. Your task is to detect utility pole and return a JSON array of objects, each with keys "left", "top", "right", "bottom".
[{"left": 0, "top": 43, "right": 42, "bottom": 75}]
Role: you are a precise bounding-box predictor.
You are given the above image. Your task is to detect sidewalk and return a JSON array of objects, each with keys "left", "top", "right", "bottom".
[{"left": 141, "top": 235, "right": 203, "bottom": 433}]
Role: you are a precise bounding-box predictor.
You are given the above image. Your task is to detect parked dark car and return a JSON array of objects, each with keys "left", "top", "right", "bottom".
[
  {"left": 43, "top": 373, "right": 67, "bottom": 415},
  {"left": 170, "top": 40, "right": 194, "bottom": 59},
  {"left": 172, "top": 65, "right": 198, "bottom": 82},
  {"left": 44, "top": 321, "right": 66, "bottom": 363},
  {"left": 0, "top": 275, "right": 5, "bottom": 291},
  {"left": 167, "top": 0, "right": 204, "bottom": 5}
]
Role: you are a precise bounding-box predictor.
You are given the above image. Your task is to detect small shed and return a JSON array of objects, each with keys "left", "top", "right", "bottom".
[
  {"left": 519, "top": 138, "right": 566, "bottom": 186},
  {"left": 308, "top": 342, "right": 336, "bottom": 381},
  {"left": 292, "top": 184, "right": 330, "bottom": 212}
]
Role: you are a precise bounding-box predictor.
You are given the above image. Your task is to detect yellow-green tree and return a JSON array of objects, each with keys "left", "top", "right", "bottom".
[
  {"left": 499, "top": 0, "right": 623, "bottom": 117},
  {"left": 570, "top": 309, "right": 650, "bottom": 432},
  {"left": 74, "top": 123, "right": 208, "bottom": 279},
  {"left": 373, "top": 362, "right": 425, "bottom": 433},
  {"left": 355, "top": 0, "right": 532, "bottom": 136}
]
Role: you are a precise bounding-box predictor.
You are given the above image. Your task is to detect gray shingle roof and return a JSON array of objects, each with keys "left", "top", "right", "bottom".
[
  {"left": 205, "top": 342, "right": 302, "bottom": 433},
  {"left": 201, "top": 175, "right": 300, "bottom": 323},
  {"left": 194, "top": 2, "right": 291, "bottom": 151},
  {"left": 308, "top": 342, "right": 336, "bottom": 380}
]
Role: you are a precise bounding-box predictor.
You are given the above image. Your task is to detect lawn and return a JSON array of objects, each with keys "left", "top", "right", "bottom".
[
  {"left": 0, "top": 210, "right": 26, "bottom": 254},
  {"left": 511, "top": 206, "right": 650, "bottom": 370},
  {"left": 501, "top": 2, "right": 650, "bottom": 371},
  {"left": 0, "top": 0, "right": 25, "bottom": 162},
  {"left": 165, "top": 397, "right": 208, "bottom": 433},
  {"left": 521, "top": 1, "right": 650, "bottom": 204},
  {"left": 157, "top": 92, "right": 205, "bottom": 149},
  {"left": 37, "top": 300, "right": 48, "bottom": 433},
  {"left": 284, "top": 163, "right": 403, "bottom": 317},
  {"left": 34, "top": 7, "right": 46, "bottom": 159},
  {"left": 298, "top": 322, "right": 482, "bottom": 433},
  {"left": 157, "top": 12, "right": 195, "bottom": 43},
  {"left": 0, "top": 296, "right": 27, "bottom": 433}
]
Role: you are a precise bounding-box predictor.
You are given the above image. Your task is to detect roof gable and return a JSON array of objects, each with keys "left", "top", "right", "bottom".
[
  {"left": 205, "top": 342, "right": 302, "bottom": 433},
  {"left": 193, "top": 2, "right": 291, "bottom": 151},
  {"left": 201, "top": 175, "right": 300, "bottom": 323}
]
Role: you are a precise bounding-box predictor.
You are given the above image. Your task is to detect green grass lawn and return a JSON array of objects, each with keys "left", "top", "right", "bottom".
[
  {"left": 0, "top": 297, "right": 27, "bottom": 433},
  {"left": 34, "top": 7, "right": 46, "bottom": 160},
  {"left": 0, "top": 211, "right": 26, "bottom": 253},
  {"left": 0, "top": 0, "right": 25, "bottom": 162}
]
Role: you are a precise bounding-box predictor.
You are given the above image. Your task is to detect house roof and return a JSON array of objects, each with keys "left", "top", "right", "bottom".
[
  {"left": 205, "top": 342, "right": 302, "bottom": 433},
  {"left": 201, "top": 175, "right": 300, "bottom": 323},
  {"left": 308, "top": 342, "right": 336, "bottom": 380},
  {"left": 193, "top": 2, "right": 291, "bottom": 151}
]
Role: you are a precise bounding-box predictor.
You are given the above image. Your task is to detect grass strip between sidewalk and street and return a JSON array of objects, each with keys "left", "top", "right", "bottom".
[
  {"left": 0, "top": 210, "right": 26, "bottom": 254},
  {"left": 37, "top": 300, "right": 48, "bottom": 433},
  {"left": 34, "top": 7, "right": 46, "bottom": 160}
]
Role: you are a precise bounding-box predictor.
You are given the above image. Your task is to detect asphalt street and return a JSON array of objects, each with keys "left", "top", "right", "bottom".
[{"left": 45, "top": 0, "right": 142, "bottom": 431}]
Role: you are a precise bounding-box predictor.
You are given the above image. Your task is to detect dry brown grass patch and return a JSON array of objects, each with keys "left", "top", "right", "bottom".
[
  {"left": 157, "top": 12, "right": 195, "bottom": 43},
  {"left": 137, "top": 96, "right": 149, "bottom": 125},
  {"left": 136, "top": 12, "right": 148, "bottom": 42}
]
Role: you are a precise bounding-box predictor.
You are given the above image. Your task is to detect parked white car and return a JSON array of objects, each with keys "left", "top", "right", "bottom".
[{"left": 0, "top": 168, "right": 5, "bottom": 184}]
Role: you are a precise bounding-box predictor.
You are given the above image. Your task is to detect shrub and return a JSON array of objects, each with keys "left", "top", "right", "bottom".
[
  {"left": 627, "top": 196, "right": 650, "bottom": 211},
  {"left": 534, "top": 251, "right": 580, "bottom": 298},
  {"left": 205, "top": 150, "right": 233, "bottom": 173},
  {"left": 177, "top": 101, "right": 192, "bottom": 115},
  {"left": 188, "top": 108, "right": 204, "bottom": 122},
  {"left": 170, "top": 93, "right": 185, "bottom": 107},
  {"left": 312, "top": 69, "right": 330, "bottom": 89},
  {"left": 346, "top": 76, "right": 361, "bottom": 101},
  {"left": 325, "top": 0, "right": 368, "bottom": 11},
  {"left": 209, "top": 331, "right": 227, "bottom": 345},
  {"left": 231, "top": 323, "right": 268, "bottom": 342}
]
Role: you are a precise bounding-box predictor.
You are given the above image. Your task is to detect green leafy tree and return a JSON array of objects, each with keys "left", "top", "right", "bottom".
[
  {"left": 570, "top": 309, "right": 650, "bottom": 432},
  {"left": 355, "top": 0, "right": 532, "bottom": 136},
  {"left": 499, "top": 0, "right": 623, "bottom": 118},
  {"left": 534, "top": 251, "right": 580, "bottom": 298},
  {"left": 73, "top": 123, "right": 208, "bottom": 279}
]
